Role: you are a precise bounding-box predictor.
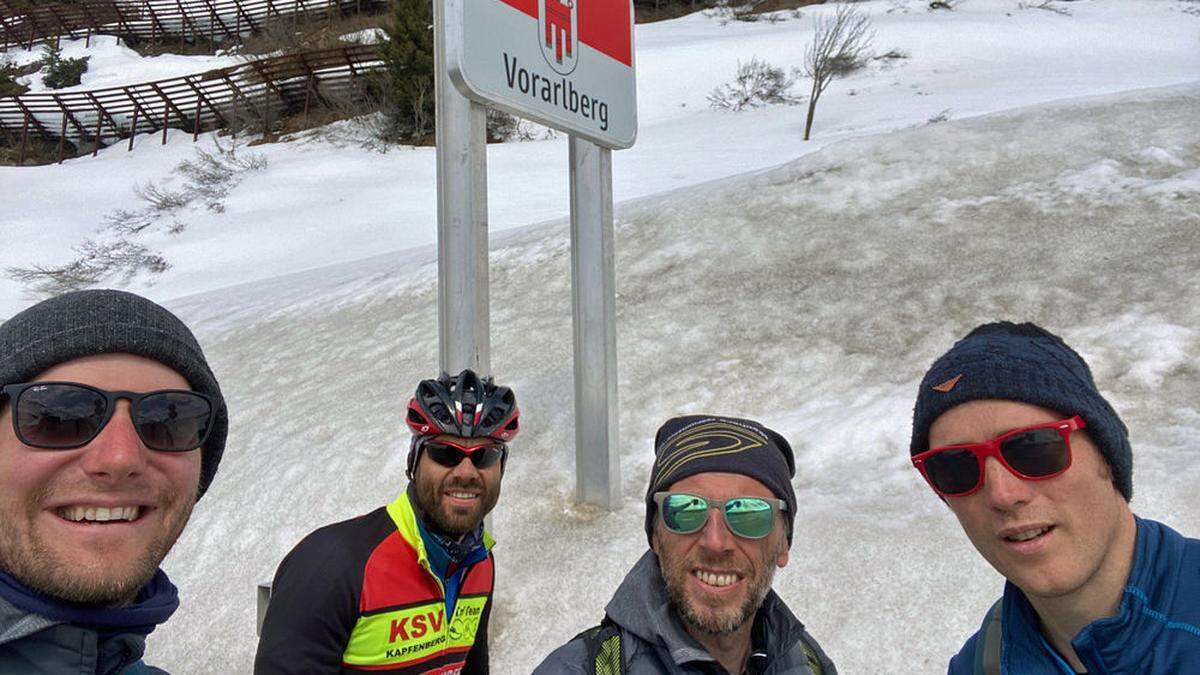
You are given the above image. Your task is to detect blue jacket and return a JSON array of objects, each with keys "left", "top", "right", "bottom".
[
  {"left": 949, "top": 517, "right": 1200, "bottom": 674},
  {"left": 0, "top": 568, "right": 178, "bottom": 674}
]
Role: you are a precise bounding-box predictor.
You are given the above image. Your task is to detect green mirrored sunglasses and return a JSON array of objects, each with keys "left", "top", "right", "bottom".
[{"left": 653, "top": 491, "right": 787, "bottom": 540}]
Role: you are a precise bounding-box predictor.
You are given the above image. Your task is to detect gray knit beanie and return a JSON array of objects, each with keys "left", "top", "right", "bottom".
[
  {"left": 645, "top": 415, "right": 797, "bottom": 546},
  {"left": 910, "top": 321, "right": 1131, "bottom": 500},
  {"left": 0, "top": 289, "right": 227, "bottom": 499}
]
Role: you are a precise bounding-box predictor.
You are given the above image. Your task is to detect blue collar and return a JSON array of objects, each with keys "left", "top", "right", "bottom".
[
  {"left": 1001, "top": 517, "right": 1200, "bottom": 673},
  {"left": 415, "top": 515, "right": 487, "bottom": 579},
  {"left": 1036, "top": 632, "right": 1081, "bottom": 674},
  {"left": 0, "top": 568, "right": 179, "bottom": 635}
]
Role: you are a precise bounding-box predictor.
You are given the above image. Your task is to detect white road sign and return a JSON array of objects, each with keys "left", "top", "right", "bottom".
[{"left": 447, "top": 0, "right": 637, "bottom": 149}]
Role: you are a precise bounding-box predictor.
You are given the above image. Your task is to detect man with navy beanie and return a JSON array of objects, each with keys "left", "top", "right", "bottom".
[
  {"left": 537, "top": 414, "right": 836, "bottom": 674},
  {"left": 0, "top": 289, "right": 228, "bottom": 673},
  {"left": 909, "top": 322, "right": 1200, "bottom": 674}
]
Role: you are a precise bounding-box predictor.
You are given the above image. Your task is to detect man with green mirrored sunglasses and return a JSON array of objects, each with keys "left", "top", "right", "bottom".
[
  {"left": 536, "top": 414, "right": 837, "bottom": 675},
  {"left": 653, "top": 492, "right": 788, "bottom": 540}
]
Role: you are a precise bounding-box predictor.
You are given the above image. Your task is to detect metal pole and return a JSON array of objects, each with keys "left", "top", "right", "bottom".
[
  {"left": 434, "top": 0, "right": 490, "bottom": 376},
  {"left": 569, "top": 135, "right": 620, "bottom": 509}
]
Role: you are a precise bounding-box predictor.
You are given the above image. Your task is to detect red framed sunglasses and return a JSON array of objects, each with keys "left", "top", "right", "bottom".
[
  {"left": 912, "top": 416, "right": 1086, "bottom": 497},
  {"left": 418, "top": 436, "right": 507, "bottom": 470}
]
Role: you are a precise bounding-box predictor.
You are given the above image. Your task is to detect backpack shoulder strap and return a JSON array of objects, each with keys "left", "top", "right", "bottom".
[
  {"left": 974, "top": 598, "right": 1004, "bottom": 675},
  {"left": 799, "top": 637, "right": 823, "bottom": 675},
  {"left": 572, "top": 616, "right": 623, "bottom": 675}
]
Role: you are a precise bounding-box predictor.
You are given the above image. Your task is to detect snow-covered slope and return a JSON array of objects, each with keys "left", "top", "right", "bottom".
[
  {"left": 2, "top": 1, "right": 1199, "bottom": 672},
  {"left": 5, "top": 35, "right": 244, "bottom": 93},
  {"left": 148, "top": 80, "right": 1200, "bottom": 673},
  {"left": 3, "top": 0, "right": 1199, "bottom": 318}
]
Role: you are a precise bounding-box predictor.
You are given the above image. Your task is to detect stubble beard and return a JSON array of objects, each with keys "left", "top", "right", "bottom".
[
  {"left": 415, "top": 471, "right": 499, "bottom": 536},
  {"left": 0, "top": 483, "right": 195, "bottom": 606},
  {"left": 660, "top": 546, "right": 779, "bottom": 636}
]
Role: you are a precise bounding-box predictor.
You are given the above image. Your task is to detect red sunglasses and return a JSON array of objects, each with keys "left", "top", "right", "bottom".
[
  {"left": 419, "top": 437, "right": 507, "bottom": 470},
  {"left": 912, "top": 416, "right": 1086, "bottom": 497}
]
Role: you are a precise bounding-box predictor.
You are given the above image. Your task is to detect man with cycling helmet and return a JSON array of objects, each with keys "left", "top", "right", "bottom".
[{"left": 255, "top": 369, "right": 518, "bottom": 674}]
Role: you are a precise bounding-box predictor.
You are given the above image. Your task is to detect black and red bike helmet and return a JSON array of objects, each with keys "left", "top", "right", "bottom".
[{"left": 405, "top": 369, "right": 519, "bottom": 477}]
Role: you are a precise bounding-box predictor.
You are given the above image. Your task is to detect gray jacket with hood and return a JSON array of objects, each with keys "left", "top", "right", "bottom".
[
  {"left": 0, "top": 595, "right": 164, "bottom": 675},
  {"left": 534, "top": 551, "right": 837, "bottom": 675}
]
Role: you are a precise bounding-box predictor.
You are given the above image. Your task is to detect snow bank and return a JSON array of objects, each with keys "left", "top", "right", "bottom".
[
  {"left": 148, "top": 80, "right": 1200, "bottom": 673},
  {"left": 4, "top": 0, "right": 1199, "bottom": 319}
]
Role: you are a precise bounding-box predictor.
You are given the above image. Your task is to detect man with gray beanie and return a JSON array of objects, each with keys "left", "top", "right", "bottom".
[
  {"left": 910, "top": 322, "right": 1200, "bottom": 674},
  {"left": 0, "top": 289, "right": 228, "bottom": 674},
  {"left": 536, "top": 414, "right": 836, "bottom": 675}
]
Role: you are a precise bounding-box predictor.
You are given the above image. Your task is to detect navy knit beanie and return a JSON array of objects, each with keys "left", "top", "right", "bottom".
[
  {"left": 910, "top": 322, "right": 1131, "bottom": 501},
  {"left": 644, "top": 415, "right": 797, "bottom": 545},
  {"left": 0, "top": 289, "right": 227, "bottom": 499}
]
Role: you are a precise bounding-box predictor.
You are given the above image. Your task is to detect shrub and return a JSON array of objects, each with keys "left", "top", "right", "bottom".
[
  {"left": 486, "top": 108, "right": 519, "bottom": 142},
  {"left": 1016, "top": 0, "right": 1071, "bottom": 15},
  {"left": 6, "top": 240, "right": 169, "bottom": 297},
  {"left": 873, "top": 48, "right": 910, "bottom": 61},
  {"left": 0, "top": 57, "right": 23, "bottom": 97},
  {"left": 372, "top": 0, "right": 435, "bottom": 144},
  {"left": 926, "top": 108, "right": 951, "bottom": 124},
  {"left": 7, "top": 141, "right": 266, "bottom": 295},
  {"left": 708, "top": 57, "right": 799, "bottom": 111},
  {"left": 174, "top": 145, "right": 269, "bottom": 210},
  {"left": 802, "top": 2, "right": 873, "bottom": 140},
  {"left": 705, "top": 0, "right": 782, "bottom": 24},
  {"left": 41, "top": 42, "right": 90, "bottom": 89}
]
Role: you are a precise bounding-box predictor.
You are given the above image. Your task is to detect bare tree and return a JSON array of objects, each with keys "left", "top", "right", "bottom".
[{"left": 802, "top": 2, "right": 873, "bottom": 141}]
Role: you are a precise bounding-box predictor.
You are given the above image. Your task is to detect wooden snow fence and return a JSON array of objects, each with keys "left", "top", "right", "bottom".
[
  {"left": 0, "top": 0, "right": 386, "bottom": 51},
  {"left": 0, "top": 43, "right": 382, "bottom": 164}
]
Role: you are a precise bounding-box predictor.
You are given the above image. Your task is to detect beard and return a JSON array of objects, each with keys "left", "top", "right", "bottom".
[
  {"left": 658, "top": 539, "right": 781, "bottom": 635},
  {"left": 413, "top": 470, "right": 500, "bottom": 536},
  {"left": 0, "top": 483, "right": 194, "bottom": 607}
]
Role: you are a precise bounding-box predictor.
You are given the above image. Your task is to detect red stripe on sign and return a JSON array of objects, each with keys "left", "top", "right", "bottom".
[
  {"left": 581, "top": 0, "right": 632, "bottom": 67},
  {"left": 499, "top": 0, "right": 537, "bottom": 17},
  {"left": 498, "top": 0, "right": 632, "bottom": 67}
]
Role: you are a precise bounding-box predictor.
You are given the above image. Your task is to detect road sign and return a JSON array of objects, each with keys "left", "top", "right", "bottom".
[
  {"left": 447, "top": 0, "right": 637, "bottom": 149},
  {"left": 436, "top": 0, "right": 632, "bottom": 510}
]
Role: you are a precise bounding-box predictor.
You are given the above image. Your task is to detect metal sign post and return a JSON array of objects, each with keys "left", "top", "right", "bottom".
[
  {"left": 569, "top": 137, "right": 620, "bottom": 509},
  {"left": 436, "top": 0, "right": 490, "bottom": 376},
  {"left": 441, "top": 0, "right": 636, "bottom": 509}
]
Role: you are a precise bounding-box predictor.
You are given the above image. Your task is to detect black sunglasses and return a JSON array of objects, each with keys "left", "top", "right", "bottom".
[
  {"left": 419, "top": 437, "right": 507, "bottom": 470},
  {"left": 1, "top": 382, "right": 214, "bottom": 452}
]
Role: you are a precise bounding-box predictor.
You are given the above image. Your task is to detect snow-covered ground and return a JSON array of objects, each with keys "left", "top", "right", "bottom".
[
  {"left": 4, "top": 35, "right": 245, "bottom": 93},
  {"left": 2, "top": 1, "right": 1199, "bottom": 673},
  {"left": 3, "top": 0, "right": 1199, "bottom": 318},
  {"left": 158, "top": 80, "right": 1200, "bottom": 673}
]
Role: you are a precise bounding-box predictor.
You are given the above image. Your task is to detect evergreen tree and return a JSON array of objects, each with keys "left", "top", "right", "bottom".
[
  {"left": 40, "top": 41, "right": 89, "bottom": 90},
  {"left": 0, "top": 58, "right": 20, "bottom": 97},
  {"left": 374, "top": 0, "right": 435, "bottom": 143}
]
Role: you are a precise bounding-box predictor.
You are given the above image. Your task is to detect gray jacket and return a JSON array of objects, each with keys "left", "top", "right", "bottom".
[
  {"left": 0, "top": 596, "right": 164, "bottom": 675},
  {"left": 535, "top": 551, "right": 837, "bottom": 675}
]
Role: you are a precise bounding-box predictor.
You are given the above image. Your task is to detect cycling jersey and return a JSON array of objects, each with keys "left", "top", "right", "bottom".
[{"left": 255, "top": 491, "right": 494, "bottom": 674}]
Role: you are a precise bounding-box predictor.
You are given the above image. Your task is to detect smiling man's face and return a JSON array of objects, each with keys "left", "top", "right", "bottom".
[
  {"left": 930, "top": 399, "right": 1135, "bottom": 604},
  {"left": 413, "top": 435, "right": 503, "bottom": 535},
  {"left": 652, "top": 471, "right": 789, "bottom": 636},
  {"left": 0, "top": 353, "right": 202, "bottom": 606}
]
